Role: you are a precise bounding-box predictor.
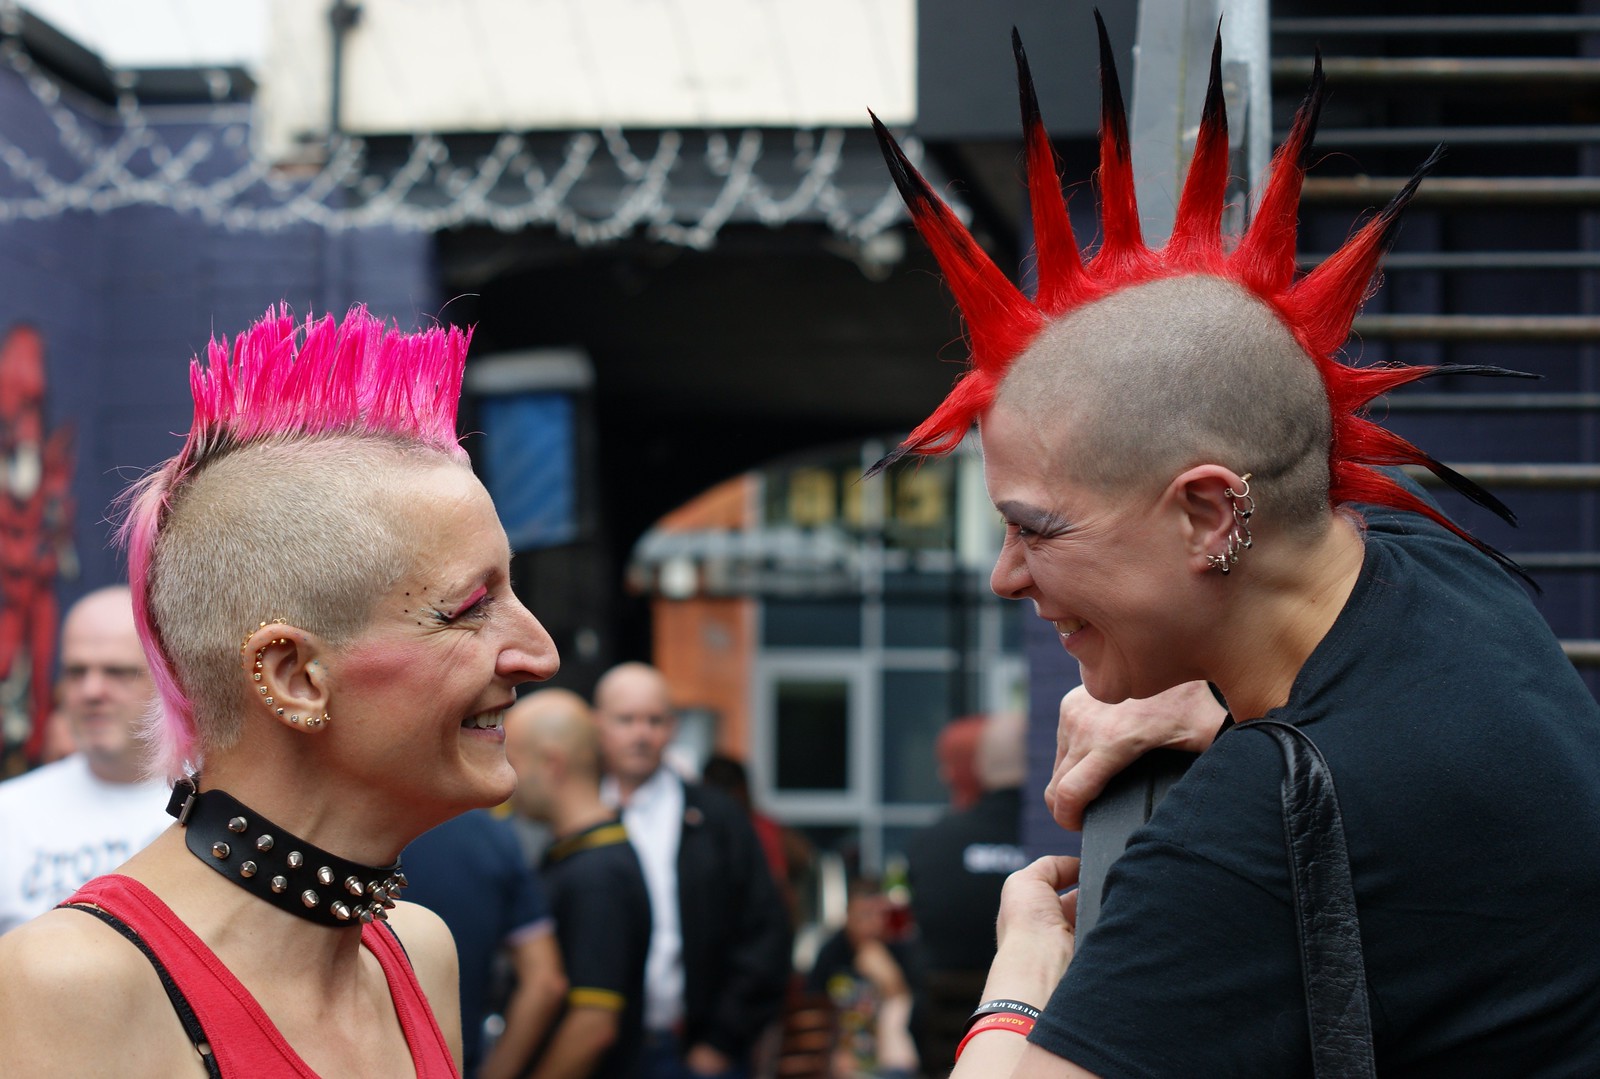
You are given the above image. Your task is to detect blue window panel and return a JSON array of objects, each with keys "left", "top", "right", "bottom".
[{"left": 478, "top": 393, "right": 576, "bottom": 550}]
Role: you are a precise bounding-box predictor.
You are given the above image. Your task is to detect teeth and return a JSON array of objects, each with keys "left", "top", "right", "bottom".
[
  {"left": 467, "top": 710, "right": 504, "bottom": 730},
  {"left": 1054, "top": 619, "right": 1086, "bottom": 637}
]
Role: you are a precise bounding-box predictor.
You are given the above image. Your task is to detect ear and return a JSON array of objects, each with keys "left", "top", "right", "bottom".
[
  {"left": 241, "top": 621, "right": 334, "bottom": 733},
  {"left": 1168, "top": 465, "right": 1250, "bottom": 574}
]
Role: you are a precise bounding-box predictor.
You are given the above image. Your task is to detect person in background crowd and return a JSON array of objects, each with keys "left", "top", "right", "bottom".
[
  {"left": 38, "top": 700, "right": 78, "bottom": 765},
  {"left": 0, "top": 585, "right": 168, "bottom": 934},
  {"left": 805, "top": 877, "right": 919, "bottom": 1079},
  {"left": 504, "top": 691, "right": 596, "bottom": 869},
  {"left": 507, "top": 686, "right": 652, "bottom": 1079},
  {"left": 402, "top": 808, "right": 567, "bottom": 1079},
  {"left": 700, "top": 752, "right": 813, "bottom": 929},
  {"left": 905, "top": 711, "right": 1028, "bottom": 1073},
  {"left": 595, "top": 661, "right": 792, "bottom": 1079},
  {"left": 0, "top": 307, "right": 560, "bottom": 1075},
  {"left": 932, "top": 715, "right": 985, "bottom": 812}
]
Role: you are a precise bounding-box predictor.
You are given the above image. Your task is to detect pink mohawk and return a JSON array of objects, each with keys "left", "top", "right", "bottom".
[
  {"left": 869, "top": 15, "right": 1533, "bottom": 581},
  {"left": 119, "top": 305, "right": 473, "bottom": 777}
]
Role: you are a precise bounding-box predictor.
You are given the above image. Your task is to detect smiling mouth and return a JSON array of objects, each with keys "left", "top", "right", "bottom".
[
  {"left": 1053, "top": 619, "right": 1087, "bottom": 639},
  {"left": 463, "top": 709, "right": 505, "bottom": 731}
]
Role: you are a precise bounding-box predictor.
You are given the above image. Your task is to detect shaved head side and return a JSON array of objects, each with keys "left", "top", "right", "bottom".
[
  {"left": 976, "top": 711, "right": 1027, "bottom": 792},
  {"left": 507, "top": 687, "right": 601, "bottom": 780},
  {"left": 997, "top": 275, "right": 1333, "bottom": 533},
  {"left": 148, "top": 435, "right": 466, "bottom": 763}
]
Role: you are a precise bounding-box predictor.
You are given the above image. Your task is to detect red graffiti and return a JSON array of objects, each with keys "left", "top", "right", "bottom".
[{"left": 0, "top": 324, "right": 75, "bottom": 766}]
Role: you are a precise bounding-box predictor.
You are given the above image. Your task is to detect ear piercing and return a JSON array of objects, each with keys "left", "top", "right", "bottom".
[
  {"left": 1207, "top": 474, "right": 1255, "bottom": 576},
  {"left": 243, "top": 619, "right": 330, "bottom": 729}
]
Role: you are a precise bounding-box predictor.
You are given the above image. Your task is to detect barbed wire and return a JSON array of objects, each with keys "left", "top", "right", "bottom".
[{"left": 0, "top": 7, "right": 928, "bottom": 250}]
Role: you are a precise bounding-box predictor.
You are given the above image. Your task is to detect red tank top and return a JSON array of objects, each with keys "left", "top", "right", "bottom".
[{"left": 65, "top": 874, "right": 458, "bottom": 1078}]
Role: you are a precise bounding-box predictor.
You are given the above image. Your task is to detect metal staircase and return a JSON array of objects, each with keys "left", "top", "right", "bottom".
[{"left": 1272, "top": 4, "right": 1600, "bottom": 684}]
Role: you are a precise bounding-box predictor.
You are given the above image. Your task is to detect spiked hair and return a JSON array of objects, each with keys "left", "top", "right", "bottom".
[
  {"left": 119, "top": 305, "right": 472, "bottom": 778},
  {"left": 872, "top": 17, "right": 1529, "bottom": 576}
]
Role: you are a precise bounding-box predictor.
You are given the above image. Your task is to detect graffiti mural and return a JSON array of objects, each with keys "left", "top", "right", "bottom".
[{"left": 0, "top": 324, "right": 75, "bottom": 775}]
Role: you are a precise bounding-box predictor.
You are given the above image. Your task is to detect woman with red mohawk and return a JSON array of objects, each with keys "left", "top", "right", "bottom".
[
  {"left": 0, "top": 306, "right": 560, "bottom": 1075},
  {"left": 876, "top": 17, "right": 1600, "bottom": 1078}
]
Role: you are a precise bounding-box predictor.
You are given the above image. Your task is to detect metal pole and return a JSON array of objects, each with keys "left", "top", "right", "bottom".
[
  {"left": 1078, "top": 0, "right": 1273, "bottom": 940},
  {"left": 1129, "top": 0, "right": 1271, "bottom": 243},
  {"left": 328, "top": 1, "right": 362, "bottom": 139}
]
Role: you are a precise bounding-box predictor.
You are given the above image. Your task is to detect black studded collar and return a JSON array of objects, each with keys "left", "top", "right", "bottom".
[{"left": 167, "top": 777, "right": 407, "bottom": 929}]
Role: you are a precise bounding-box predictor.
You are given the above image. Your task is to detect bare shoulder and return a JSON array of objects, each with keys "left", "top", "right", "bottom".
[
  {"left": 383, "top": 900, "right": 463, "bottom": 1064},
  {"left": 383, "top": 900, "right": 459, "bottom": 996},
  {"left": 0, "top": 906, "right": 159, "bottom": 1006},
  {"left": 385, "top": 899, "right": 456, "bottom": 962},
  {"left": 0, "top": 908, "right": 198, "bottom": 1075}
]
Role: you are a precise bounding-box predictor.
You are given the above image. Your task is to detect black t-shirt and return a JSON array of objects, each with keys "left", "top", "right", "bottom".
[
  {"left": 401, "top": 810, "right": 552, "bottom": 1074},
  {"left": 1032, "top": 509, "right": 1600, "bottom": 1077},
  {"left": 907, "top": 788, "right": 1026, "bottom": 973},
  {"left": 537, "top": 819, "right": 652, "bottom": 1079}
]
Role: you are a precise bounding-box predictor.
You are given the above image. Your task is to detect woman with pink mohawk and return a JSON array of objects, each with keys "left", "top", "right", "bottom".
[
  {"left": 0, "top": 305, "right": 560, "bottom": 1076},
  {"left": 876, "top": 18, "right": 1600, "bottom": 1079}
]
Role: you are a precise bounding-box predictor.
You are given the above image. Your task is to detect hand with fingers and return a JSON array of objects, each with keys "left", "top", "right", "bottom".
[
  {"left": 978, "top": 855, "right": 1083, "bottom": 1019},
  {"left": 1045, "top": 681, "right": 1227, "bottom": 831}
]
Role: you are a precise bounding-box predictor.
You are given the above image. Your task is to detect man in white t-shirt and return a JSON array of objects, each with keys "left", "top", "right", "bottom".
[{"left": 0, "top": 586, "right": 170, "bottom": 934}]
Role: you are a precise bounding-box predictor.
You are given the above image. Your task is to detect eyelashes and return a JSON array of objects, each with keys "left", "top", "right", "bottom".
[{"left": 432, "top": 587, "right": 494, "bottom": 624}]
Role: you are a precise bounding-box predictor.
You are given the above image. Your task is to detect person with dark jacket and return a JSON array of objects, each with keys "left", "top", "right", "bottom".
[
  {"left": 906, "top": 712, "right": 1028, "bottom": 1074},
  {"left": 595, "top": 662, "right": 792, "bottom": 1079}
]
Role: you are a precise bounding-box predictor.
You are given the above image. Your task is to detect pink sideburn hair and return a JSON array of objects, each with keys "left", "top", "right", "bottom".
[{"left": 119, "top": 305, "right": 473, "bottom": 778}]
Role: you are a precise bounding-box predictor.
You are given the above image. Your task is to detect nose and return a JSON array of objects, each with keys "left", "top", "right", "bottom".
[
  {"left": 989, "top": 539, "right": 1031, "bottom": 600},
  {"left": 498, "top": 598, "right": 561, "bottom": 685},
  {"left": 77, "top": 668, "right": 110, "bottom": 701}
]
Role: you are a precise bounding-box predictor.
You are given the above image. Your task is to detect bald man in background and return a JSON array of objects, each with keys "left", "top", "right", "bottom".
[
  {"left": 0, "top": 586, "right": 169, "bottom": 933},
  {"left": 507, "top": 687, "right": 651, "bottom": 1079},
  {"left": 595, "top": 662, "right": 791, "bottom": 1079}
]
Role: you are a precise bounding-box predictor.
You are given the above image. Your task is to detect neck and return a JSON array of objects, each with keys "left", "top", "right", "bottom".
[
  {"left": 1211, "top": 513, "right": 1366, "bottom": 721},
  {"left": 202, "top": 751, "right": 422, "bottom": 867},
  {"left": 83, "top": 752, "right": 144, "bottom": 785},
  {"left": 166, "top": 778, "right": 407, "bottom": 929},
  {"left": 551, "top": 786, "right": 617, "bottom": 839},
  {"left": 612, "top": 766, "right": 662, "bottom": 805}
]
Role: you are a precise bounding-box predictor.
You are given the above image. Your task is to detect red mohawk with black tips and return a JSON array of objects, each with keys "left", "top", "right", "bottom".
[{"left": 873, "top": 17, "right": 1536, "bottom": 582}]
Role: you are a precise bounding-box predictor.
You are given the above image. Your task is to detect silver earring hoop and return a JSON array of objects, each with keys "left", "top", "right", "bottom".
[{"left": 1209, "top": 473, "right": 1255, "bottom": 576}]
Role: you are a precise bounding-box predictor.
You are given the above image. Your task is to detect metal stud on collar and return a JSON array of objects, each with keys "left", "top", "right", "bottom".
[{"left": 170, "top": 780, "right": 408, "bottom": 930}]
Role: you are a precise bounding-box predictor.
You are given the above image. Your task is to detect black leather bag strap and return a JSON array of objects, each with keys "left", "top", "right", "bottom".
[{"left": 1245, "top": 720, "right": 1377, "bottom": 1079}]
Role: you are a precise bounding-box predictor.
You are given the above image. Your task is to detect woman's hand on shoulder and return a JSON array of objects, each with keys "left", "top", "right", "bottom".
[
  {"left": 0, "top": 908, "right": 201, "bottom": 1077},
  {"left": 1047, "top": 681, "right": 1225, "bottom": 830}
]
